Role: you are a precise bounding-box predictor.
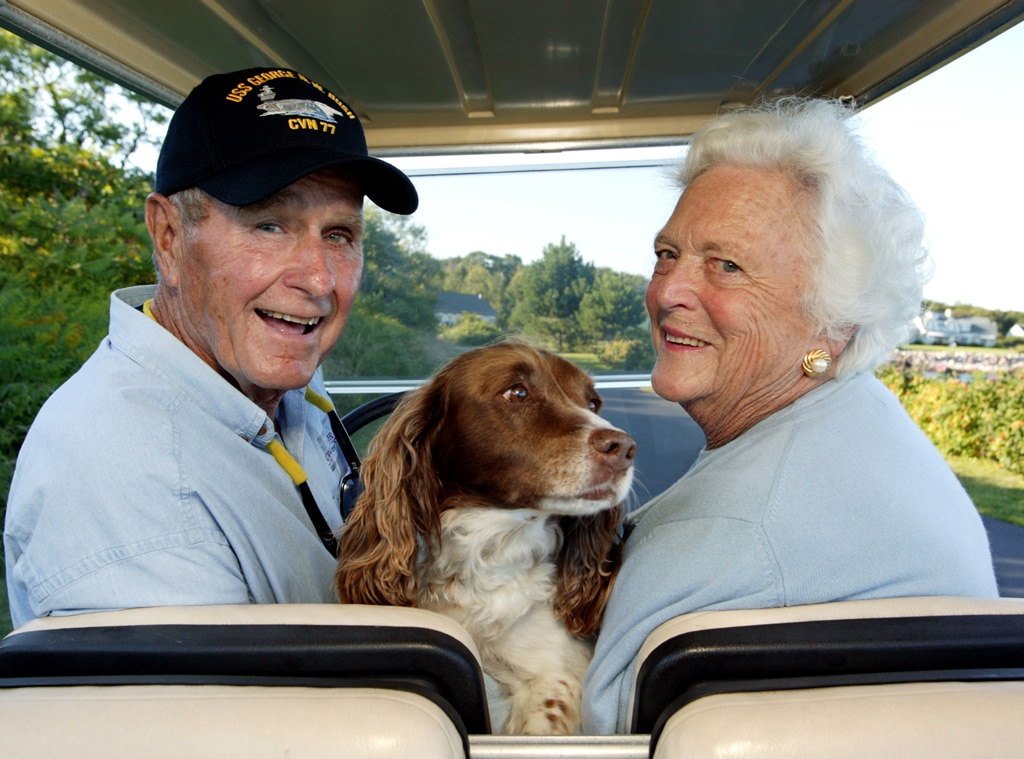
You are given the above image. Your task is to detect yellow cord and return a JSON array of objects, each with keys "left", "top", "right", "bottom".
[
  {"left": 266, "top": 439, "right": 307, "bottom": 485},
  {"left": 303, "top": 386, "right": 335, "bottom": 414},
  {"left": 271, "top": 390, "right": 335, "bottom": 485}
]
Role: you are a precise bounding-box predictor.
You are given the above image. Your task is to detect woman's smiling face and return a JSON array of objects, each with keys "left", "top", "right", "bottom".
[
  {"left": 152, "top": 169, "right": 364, "bottom": 413},
  {"left": 646, "top": 163, "right": 826, "bottom": 447}
]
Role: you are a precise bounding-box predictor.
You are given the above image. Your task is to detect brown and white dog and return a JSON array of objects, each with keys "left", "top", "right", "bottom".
[{"left": 334, "top": 340, "right": 635, "bottom": 734}]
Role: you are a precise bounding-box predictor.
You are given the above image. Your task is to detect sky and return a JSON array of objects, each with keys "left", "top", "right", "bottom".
[{"left": 385, "top": 20, "right": 1024, "bottom": 313}]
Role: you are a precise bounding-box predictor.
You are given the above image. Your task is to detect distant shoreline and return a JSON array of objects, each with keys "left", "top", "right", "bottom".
[{"left": 890, "top": 348, "right": 1024, "bottom": 375}]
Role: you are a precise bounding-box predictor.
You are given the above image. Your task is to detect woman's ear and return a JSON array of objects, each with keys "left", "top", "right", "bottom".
[{"left": 145, "top": 192, "right": 183, "bottom": 287}]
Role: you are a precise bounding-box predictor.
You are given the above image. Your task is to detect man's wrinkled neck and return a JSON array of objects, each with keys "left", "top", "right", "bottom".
[{"left": 150, "top": 287, "right": 285, "bottom": 419}]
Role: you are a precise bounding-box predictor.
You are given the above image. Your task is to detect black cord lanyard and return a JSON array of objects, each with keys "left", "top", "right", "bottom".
[{"left": 298, "top": 408, "right": 363, "bottom": 557}]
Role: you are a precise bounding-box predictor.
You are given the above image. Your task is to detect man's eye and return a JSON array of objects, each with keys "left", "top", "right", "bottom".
[
  {"left": 653, "top": 249, "right": 676, "bottom": 273},
  {"left": 325, "top": 230, "right": 352, "bottom": 244},
  {"left": 257, "top": 222, "right": 281, "bottom": 233}
]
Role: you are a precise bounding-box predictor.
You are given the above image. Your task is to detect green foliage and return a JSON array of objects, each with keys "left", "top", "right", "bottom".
[
  {"left": 319, "top": 209, "right": 446, "bottom": 380},
  {"left": 877, "top": 365, "right": 1024, "bottom": 476},
  {"left": 0, "top": 571, "right": 10, "bottom": 636},
  {"left": 0, "top": 29, "right": 168, "bottom": 166},
  {"left": 440, "top": 313, "right": 504, "bottom": 347},
  {"left": 600, "top": 338, "right": 653, "bottom": 371},
  {"left": 320, "top": 303, "right": 439, "bottom": 378},
  {"left": 510, "top": 237, "right": 595, "bottom": 350},
  {"left": 441, "top": 251, "right": 523, "bottom": 328},
  {"left": 358, "top": 209, "right": 442, "bottom": 328},
  {"left": 577, "top": 269, "right": 647, "bottom": 343},
  {"left": 1, "top": 31, "right": 160, "bottom": 520}
]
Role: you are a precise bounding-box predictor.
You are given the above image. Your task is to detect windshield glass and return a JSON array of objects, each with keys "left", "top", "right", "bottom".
[{"left": 320, "top": 146, "right": 684, "bottom": 391}]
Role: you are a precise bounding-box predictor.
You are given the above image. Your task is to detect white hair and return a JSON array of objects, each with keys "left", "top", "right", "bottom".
[{"left": 676, "top": 97, "right": 930, "bottom": 378}]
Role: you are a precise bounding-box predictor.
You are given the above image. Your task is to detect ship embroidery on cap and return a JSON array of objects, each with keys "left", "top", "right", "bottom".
[{"left": 255, "top": 85, "right": 346, "bottom": 123}]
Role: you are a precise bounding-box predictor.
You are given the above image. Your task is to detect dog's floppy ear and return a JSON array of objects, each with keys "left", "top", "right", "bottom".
[
  {"left": 334, "top": 380, "right": 447, "bottom": 607},
  {"left": 553, "top": 505, "right": 624, "bottom": 636}
]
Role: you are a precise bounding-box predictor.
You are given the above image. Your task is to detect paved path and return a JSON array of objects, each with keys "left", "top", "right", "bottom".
[
  {"left": 983, "top": 516, "right": 1024, "bottom": 597},
  {"left": 599, "top": 387, "right": 1024, "bottom": 598}
]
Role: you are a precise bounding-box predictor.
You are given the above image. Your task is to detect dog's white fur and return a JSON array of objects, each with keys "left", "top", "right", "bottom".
[{"left": 421, "top": 508, "right": 594, "bottom": 733}]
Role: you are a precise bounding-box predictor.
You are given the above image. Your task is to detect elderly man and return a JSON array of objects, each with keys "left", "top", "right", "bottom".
[{"left": 4, "top": 67, "right": 417, "bottom": 628}]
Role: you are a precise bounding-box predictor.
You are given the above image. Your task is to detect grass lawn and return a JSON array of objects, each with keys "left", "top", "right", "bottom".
[
  {"left": 947, "top": 456, "right": 1024, "bottom": 528},
  {"left": 561, "top": 352, "right": 608, "bottom": 373}
]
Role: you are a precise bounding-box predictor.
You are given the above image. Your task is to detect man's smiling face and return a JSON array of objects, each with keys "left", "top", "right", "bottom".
[{"left": 152, "top": 169, "right": 363, "bottom": 413}]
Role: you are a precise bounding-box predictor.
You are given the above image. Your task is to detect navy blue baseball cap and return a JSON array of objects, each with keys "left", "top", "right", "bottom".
[{"left": 156, "top": 67, "right": 418, "bottom": 214}]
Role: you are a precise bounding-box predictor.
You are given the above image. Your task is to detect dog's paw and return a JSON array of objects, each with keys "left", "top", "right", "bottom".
[
  {"left": 518, "top": 696, "right": 580, "bottom": 735},
  {"left": 505, "top": 679, "right": 582, "bottom": 735}
]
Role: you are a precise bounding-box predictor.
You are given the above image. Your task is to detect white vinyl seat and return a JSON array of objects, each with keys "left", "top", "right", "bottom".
[
  {"left": 629, "top": 596, "right": 1024, "bottom": 758},
  {"left": 653, "top": 680, "right": 1024, "bottom": 759},
  {"left": 0, "top": 604, "right": 489, "bottom": 759}
]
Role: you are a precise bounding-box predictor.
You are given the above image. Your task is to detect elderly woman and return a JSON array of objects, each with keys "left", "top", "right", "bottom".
[{"left": 582, "top": 97, "right": 999, "bottom": 734}]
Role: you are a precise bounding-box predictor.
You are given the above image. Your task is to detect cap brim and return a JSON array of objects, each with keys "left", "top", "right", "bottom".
[{"left": 199, "top": 150, "right": 418, "bottom": 214}]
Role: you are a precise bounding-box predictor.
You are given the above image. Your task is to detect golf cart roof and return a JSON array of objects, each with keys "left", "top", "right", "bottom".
[{"left": 2, "top": 0, "right": 1023, "bottom": 155}]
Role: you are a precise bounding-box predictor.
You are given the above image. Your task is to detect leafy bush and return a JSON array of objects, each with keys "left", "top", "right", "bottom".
[
  {"left": 877, "top": 365, "right": 1024, "bottom": 476},
  {"left": 600, "top": 339, "right": 653, "bottom": 371},
  {"left": 440, "top": 313, "right": 504, "bottom": 347}
]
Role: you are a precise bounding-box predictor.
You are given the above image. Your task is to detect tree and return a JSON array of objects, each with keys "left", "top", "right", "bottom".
[
  {"left": 320, "top": 209, "right": 444, "bottom": 380},
  {"left": 357, "top": 208, "right": 442, "bottom": 327},
  {"left": 1, "top": 31, "right": 165, "bottom": 510},
  {"left": 440, "top": 313, "right": 504, "bottom": 347},
  {"left": 510, "top": 237, "right": 595, "bottom": 350},
  {"left": 577, "top": 268, "right": 647, "bottom": 345},
  {"left": 441, "top": 251, "right": 523, "bottom": 327},
  {"left": 0, "top": 30, "right": 167, "bottom": 169}
]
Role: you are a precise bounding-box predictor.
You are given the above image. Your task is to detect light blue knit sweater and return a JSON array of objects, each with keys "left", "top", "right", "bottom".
[{"left": 582, "top": 371, "right": 999, "bottom": 733}]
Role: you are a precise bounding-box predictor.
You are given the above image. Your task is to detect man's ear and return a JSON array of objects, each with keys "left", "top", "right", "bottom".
[{"left": 145, "top": 192, "right": 183, "bottom": 287}]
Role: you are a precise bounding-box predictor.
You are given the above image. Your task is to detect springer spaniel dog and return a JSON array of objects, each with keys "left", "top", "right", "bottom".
[{"left": 334, "top": 340, "right": 636, "bottom": 734}]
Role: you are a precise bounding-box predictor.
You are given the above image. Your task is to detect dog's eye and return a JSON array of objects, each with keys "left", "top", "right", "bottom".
[
  {"left": 589, "top": 397, "right": 602, "bottom": 413},
  {"left": 502, "top": 384, "right": 528, "bottom": 402}
]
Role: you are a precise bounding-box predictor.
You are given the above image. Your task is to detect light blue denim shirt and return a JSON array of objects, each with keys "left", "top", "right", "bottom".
[{"left": 4, "top": 285, "right": 345, "bottom": 629}]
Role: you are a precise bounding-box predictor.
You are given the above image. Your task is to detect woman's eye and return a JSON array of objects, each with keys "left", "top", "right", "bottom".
[
  {"left": 716, "top": 258, "right": 741, "bottom": 273},
  {"left": 502, "top": 384, "right": 528, "bottom": 402}
]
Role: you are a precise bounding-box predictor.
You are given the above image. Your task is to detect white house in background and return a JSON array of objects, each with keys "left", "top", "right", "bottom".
[
  {"left": 435, "top": 291, "right": 498, "bottom": 326},
  {"left": 910, "top": 309, "right": 998, "bottom": 347},
  {"left": 1010, "top": 323, "right": 1024, "bottom": 338}
]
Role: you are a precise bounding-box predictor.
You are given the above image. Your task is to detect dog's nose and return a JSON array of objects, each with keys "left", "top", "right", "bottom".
[{"left": 590, "top": 428, "right": 637, "bottom": 471}]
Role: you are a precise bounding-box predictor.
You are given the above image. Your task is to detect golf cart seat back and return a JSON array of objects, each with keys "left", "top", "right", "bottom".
[
  {"left": 630, "top": 595, "right": 1024, "bottom": 758},
  {"left": 0, "top": 603, "right": 489, "bottom": 759}
]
